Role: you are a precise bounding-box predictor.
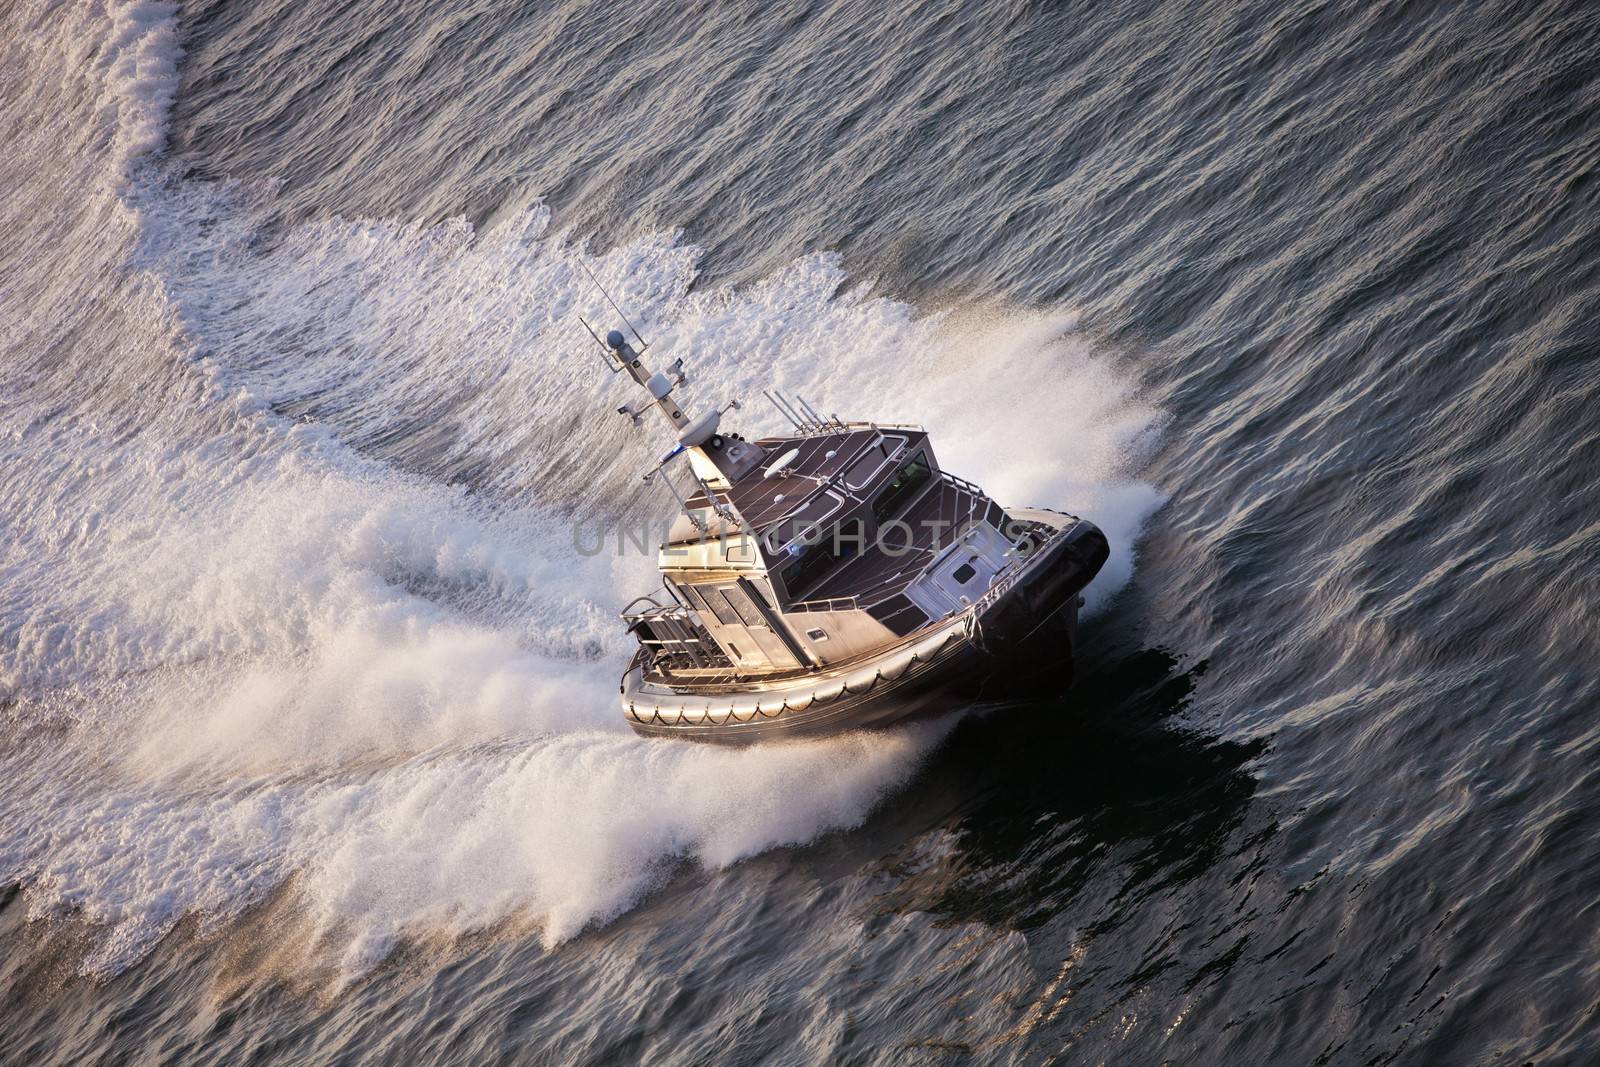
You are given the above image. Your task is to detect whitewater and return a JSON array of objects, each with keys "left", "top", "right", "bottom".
[{"left": 0, "top": 0, "right": 1163, "bottom": 982}]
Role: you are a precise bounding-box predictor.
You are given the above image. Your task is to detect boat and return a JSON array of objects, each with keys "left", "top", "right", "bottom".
[{"left": 590, "top": 316, "right": 1108, "bottom": 743}]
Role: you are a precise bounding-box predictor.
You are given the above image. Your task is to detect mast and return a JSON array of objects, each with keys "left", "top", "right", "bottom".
[
  {"left": 576, "top": 268, "right": 766, "bottom": 529},
  {"left": 581, "top": 318, "right": 764, "bottom": 530},
  {"left": 604, "top": 330, "right": 706, "bottom": 441}
]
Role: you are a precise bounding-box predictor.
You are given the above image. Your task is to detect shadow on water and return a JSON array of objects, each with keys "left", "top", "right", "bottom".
[{"left": 875, "top": 641, "right": 1265, "bottom": 933}]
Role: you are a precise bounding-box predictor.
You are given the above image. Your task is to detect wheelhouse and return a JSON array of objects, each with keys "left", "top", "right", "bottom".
[{"left": 634, "top": 421, "right": 1019, "bottom": 675}]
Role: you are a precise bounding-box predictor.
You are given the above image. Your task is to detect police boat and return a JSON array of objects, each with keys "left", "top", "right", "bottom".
[{"left": 590, "top": 318, "right": 1109, "bottom": 743}]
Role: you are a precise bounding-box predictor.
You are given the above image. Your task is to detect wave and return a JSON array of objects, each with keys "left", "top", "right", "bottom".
[{"left": 0, "top": 0, "right": 1165, "bottom": 979}]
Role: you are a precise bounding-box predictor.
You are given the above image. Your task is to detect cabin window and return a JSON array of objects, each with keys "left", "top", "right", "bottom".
[
  {"left": 806, "top": 627, "right": 829, "bottom": 641},
  {"left": 871, "top": 451, "right": 933, "bottom": 524},
  {"left": 951, "top": 561, "right": 977, "bottom": 585},
  {"left": 765, "top": 490, "right": 844, "bottom": 551},
  {"left": 692, "top": 585, "right": 742, "bottom": 627},
  {"left": 844, "top": 443, "right": 890, "bottom": 490},
  {"left": 717, "top": 583, "right": 768, "bottom": 628},
  {"left": 782, "top": 518, "right": 866, "bottom": 598},
  {"left": 681, "top": 584, "right": 712, "bottom": 616}
]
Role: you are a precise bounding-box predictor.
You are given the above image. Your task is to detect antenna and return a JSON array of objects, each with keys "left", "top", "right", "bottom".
[
  {"left": 764, "top": 390, "right": 803, "bottom": 430},
  {"left": 578, "top": 260, "right": 649, "bottom": 350},
  {"left": 796, "top": 395, "right": 826, "bottom": 427},
  {"left": 763, "top": 390, "right": 797, "bottom": 429},
  {"left": 577, "top": 315, "right": 624, "bottom": 373},
  {"left": 777, "top": 391, "right": 806, "bottom": 428}
]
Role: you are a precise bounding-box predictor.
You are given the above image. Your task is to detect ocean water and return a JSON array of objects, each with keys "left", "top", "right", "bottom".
[{"left": 2, "top": 0, "right": 1598, "bottom": 1062}]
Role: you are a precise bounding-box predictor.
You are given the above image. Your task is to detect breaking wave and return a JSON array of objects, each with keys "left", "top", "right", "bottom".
[{"left": 0, "top": 0, "right": 1164, "bottom": 978}]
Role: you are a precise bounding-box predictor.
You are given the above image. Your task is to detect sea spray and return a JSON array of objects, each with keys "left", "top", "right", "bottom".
[{"left": 0, "top": 0, "right": 1164, "bottom": 980}]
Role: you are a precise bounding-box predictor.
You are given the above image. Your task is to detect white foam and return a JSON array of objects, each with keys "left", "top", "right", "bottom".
[
  {"left": 0, "top": 1, "right": 1165, "bottom": 981},
  {"left": 102, "top": 1, "right": 185, "bottom": 183},
  {"left": 290, "top": 722, "right": 947, "bottom": 975}
]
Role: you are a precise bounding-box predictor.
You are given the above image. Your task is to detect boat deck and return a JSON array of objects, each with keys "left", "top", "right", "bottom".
[
  {"left": 686, "top": 427, "right": 925, "bottom": 534},
  {"left": 800, "top": 476, "right": 1008, "bottom": 606}
]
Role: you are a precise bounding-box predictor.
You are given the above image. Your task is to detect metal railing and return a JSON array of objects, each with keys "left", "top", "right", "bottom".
[
  {"left": 970, "top": 517, "right": 1072, "bottom": 616},
  {"left": 781, "top": 471, "right": 1004, "bottom": 614},
  {"left": 786, "top": 595, "right": 861, "bottom": 614},
  {"left": 622, "top": 595, "right": 733, "bottom": 673}
]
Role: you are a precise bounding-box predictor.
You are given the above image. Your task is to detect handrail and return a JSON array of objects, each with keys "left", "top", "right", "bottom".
[
  {"left": 784, "top": 471, "right": 998, "bottom": 614},
  {"left": 787, "top": 594, "right": 861, "bottom": 614},
  {"left": 971, "top": 519, "right": 1073, "bottom": 616},
  {"left": 622, "top": 596, "right": 734, "bottom": 676},
  {"left": 620, "top": 593, "right": 669, "bottom": 618},
  {"left": 622, "top": 598, "right": 701, "bottom": 625},
  {"left": 939, "top": 469, "right": 985, "bottom": 497}
]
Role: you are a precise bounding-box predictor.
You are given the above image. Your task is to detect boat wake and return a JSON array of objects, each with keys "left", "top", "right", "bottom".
[{"left": 0, "top": 0, "right": 1165, "bottom": 979}]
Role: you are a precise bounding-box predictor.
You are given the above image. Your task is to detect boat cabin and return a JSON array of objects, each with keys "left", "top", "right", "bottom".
[
  {"left": 647, "top": 423, "right": 1018, "bottom": 676},
  {"left": 591, "top": 324, "right": 1022, "bottom": 683}
]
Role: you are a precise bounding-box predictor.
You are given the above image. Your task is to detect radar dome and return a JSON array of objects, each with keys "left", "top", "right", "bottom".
[{"left": 606, "top": 330, "right": 626, "bottom": 349}]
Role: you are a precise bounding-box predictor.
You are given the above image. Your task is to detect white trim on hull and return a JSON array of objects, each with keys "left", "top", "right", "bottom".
[
  {"left": 623, "top": 614, "right": 973, "bottom": 730},
  {"left": 621, "top": 511, "right": 1107, "bottom": 742}
]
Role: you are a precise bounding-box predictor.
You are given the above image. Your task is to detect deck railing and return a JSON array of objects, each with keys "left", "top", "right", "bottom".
[
  {"left": 784, "top": 473, "right": 1014, "bottom": 615},
  {"left": 621, "top": 595, "right": 733, "bottom": 673}
]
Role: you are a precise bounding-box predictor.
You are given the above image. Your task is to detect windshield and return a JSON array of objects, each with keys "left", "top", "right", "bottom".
[
  {"left": 843, "top": 442, "right": 889, "bottom": 490},
  {"left": 871, "top": 451, "right": 933, "bottom": 524},
  {"left": 764, "top": 490, "right": 843, "bottom": 550},
  {"left": 782, "top": 518, "right": 866, "bottom": 598}
]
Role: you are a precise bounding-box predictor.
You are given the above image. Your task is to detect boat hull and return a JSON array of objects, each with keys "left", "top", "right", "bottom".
[{"left": 621, "top": 513, "right": 1109, "bottom": 743}]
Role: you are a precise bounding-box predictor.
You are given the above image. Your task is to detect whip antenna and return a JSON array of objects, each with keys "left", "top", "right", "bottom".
[{"left": 578, "top": 260, "right": 650, "bottom": 350}]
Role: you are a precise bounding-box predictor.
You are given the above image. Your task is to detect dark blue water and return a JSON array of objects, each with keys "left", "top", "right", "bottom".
[{"left": 4, "top": 0, "right": 1600, "bottom": 1062}]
